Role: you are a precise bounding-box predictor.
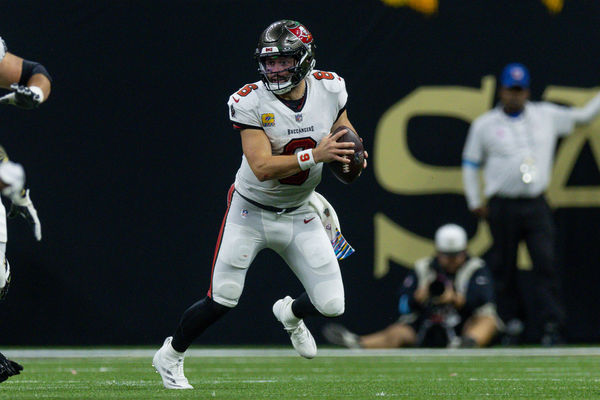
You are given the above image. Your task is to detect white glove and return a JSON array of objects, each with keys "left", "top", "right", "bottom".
[
  {"left": 0, "top": 84, "right": 43, "bottom": 109},
  {"left": 0, "top": 161, "right": 25, "bottom": 201},
  {"left": 8, "top": 189, "right": 42, "bottom": 241}
]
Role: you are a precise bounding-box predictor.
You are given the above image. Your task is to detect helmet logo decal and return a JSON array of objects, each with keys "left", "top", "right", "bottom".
[
  {"left": 287, "top": 24, "right": 313, "bottom": 45},
  {"left": 261, "top": 46, "right": 277, "bottom": 55}
]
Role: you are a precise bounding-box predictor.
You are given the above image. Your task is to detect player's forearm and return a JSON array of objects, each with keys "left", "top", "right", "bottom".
[{"left": 249, "top": 154, "right": 307, "bottom": 182}]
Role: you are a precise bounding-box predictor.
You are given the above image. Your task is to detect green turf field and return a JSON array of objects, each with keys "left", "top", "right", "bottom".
[{"left": 1, "top": 348, "right": 599, "bottom": 399}]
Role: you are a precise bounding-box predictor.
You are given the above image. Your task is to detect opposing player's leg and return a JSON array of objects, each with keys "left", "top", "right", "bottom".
[
  {"left": 0, "top": 243, "right": 10, "bottom": 300},
  {"left": 273, "top": 211, "right": 345, "bottom": 358},
  {"left": 154, "top": 189, "right": 263, "bottom": 388}
]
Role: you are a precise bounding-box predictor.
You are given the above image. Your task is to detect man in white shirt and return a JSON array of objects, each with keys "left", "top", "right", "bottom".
[
  {"left": 462, "top": 63, "right": 600, "bottom": 345},
  {"left": 152, "top": 20, "right": 367, "bottom": 389}
]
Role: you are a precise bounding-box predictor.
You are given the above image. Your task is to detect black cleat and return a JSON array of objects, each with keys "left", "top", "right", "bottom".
[{"left": 0, "top": 352, "right": 23, "bottom": 383}]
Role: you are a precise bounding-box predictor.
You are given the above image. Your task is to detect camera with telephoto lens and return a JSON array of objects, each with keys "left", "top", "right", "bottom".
[
  {"left": 417, "top": 273, "right": 460, "bottom": 347},
  {"left": 428, "top": 274, "right": 447, "bottom": 298}
]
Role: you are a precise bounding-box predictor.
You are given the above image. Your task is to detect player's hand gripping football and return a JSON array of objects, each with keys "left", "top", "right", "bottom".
[
  {"left": 0, "top": 83, "right": 42, "bottom": 109},
  {"left": 359, "top": 136, "right": 368, "bottom": 170},
  {"left": 313, "top": 129, "right": 355, "bottom": 164},
  {"left": 8, "top": 189, "right": 42, "bottom": 241}
]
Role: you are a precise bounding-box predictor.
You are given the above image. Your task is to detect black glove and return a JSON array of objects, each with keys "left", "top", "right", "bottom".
[
  {"left": 0, "top": 352, "right": 23, "bottom": 383},
  {"left": 0, "top": 83, "right": 42, "bottom": 109}
]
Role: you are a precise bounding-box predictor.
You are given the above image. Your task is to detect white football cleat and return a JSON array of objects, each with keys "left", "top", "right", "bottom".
[
  {"left": 273, "top": 296, "right": 317, "bottom": 359},
  {"left": 152, "top": 336, "right": 193, "bottom": 389}
]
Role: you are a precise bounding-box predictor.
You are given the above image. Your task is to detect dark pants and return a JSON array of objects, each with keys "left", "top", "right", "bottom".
[{"left": 487, "top": 195, "right": 565, "bottom": 328}]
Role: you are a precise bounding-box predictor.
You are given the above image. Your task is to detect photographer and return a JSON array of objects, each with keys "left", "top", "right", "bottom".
[{"left": 323, "top": 224, "right": 501, "bottom": 348}]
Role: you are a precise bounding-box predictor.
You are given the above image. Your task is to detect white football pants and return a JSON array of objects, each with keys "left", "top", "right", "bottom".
[
  {"left": 0, "top": 242, "right": 7, "bottom": 289},
  {"left": 209, "top": 189, "right": 345, "bottom": 317}
]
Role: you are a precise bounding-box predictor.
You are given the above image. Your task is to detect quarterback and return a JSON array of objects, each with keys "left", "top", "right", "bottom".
[
  {"left": 154, "top": 20, "right": 367, "bottom": 389},
  {"left": 0, "top": 35, "right": 52, "bottom": 383}
]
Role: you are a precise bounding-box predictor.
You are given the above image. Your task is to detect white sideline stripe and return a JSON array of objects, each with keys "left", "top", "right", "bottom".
[{"left": 3, "top": 347, "right": 600, "bottom": 358}]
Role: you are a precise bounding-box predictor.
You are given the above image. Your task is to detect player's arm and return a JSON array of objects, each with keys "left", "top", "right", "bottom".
[
  {"left": 0, "top": 161, "right": 25, "bottom": 201},
  {"left": 241, "top": 128, "right": 354, "bottom": 182},
  {"left": 0, "top": 53, "right": 52, "bottom": 108},
  {"left": 330, "top": 110, "right": 369, "bottom": 169}
]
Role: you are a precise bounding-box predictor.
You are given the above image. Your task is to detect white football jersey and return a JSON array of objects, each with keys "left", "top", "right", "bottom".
[
  {"left": 0, "top": 36, "right": 6, "bottom": 63},
  {"left": 0, "top": 37, "right": 7, "bottom": 242},
  {"left": 227, "top": 70, "right": 348, "bottom": 208}
]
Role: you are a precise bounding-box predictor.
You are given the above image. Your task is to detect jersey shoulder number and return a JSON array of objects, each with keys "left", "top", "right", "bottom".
[
  {"left": 227, "top": 81, "right": 263, "bottom": 126},
  {"left": 311, "top": 70, "right": 345, "bottom": 93}
]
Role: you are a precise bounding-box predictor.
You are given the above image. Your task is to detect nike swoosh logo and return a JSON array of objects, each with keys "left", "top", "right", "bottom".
[
  {"left": 233, "top": 97, "right": 240, "bottom": 103},
  {"left": 304, "top": 217, "right": 315, "bottom": 224}
]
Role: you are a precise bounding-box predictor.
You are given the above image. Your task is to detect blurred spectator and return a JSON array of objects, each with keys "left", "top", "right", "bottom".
[
  {"left": 323, "top": 224, "right": 500, "bottom": 348},
  {"left": 462, "top": 63, "right": 600, "bottom": 345}
]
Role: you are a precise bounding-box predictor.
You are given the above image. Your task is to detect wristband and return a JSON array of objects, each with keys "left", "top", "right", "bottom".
[
  {"left": 28, "top": 86, "right": 44, "bottom": 103},
  {"left": 297, "top": 149, "right": 316, "bottom": 171}
]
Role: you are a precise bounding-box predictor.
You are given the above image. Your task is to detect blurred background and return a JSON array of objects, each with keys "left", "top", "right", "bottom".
[{"left": 1, "top": 0, "right": 599, "bottom": 345}]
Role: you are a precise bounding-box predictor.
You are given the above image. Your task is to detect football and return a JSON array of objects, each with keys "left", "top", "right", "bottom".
[{"left": 327, "top": 125, "right": 364, "bottom": 184}]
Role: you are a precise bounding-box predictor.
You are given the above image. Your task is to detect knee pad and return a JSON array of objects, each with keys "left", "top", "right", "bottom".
[
  {"left": 318, "top": 297, "right": 345, "bottom": 317},
  {"left": 211, "top": 274, "right": 243, "bottom": 307},
  {"left": 310, "top": 279, "right": 345, "bottom": 317}
]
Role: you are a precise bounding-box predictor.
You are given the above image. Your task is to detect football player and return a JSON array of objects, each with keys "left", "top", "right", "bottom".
[
  {"left": 0, "top": 35, "right": 52, "bottom": 383},
  {"left": 153, "top": 20, "right": 367, "bottom": 389}
]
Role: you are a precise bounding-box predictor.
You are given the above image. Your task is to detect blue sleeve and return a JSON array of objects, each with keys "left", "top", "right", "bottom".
[
  {"left": 398, "top": 271, "right": 418, "bottom": 315},
  {"left": 464, "top": 267, "right": 495, "bottom": 313}
]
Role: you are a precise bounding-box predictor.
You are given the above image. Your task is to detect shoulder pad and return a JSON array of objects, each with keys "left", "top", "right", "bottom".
[
  {"left": 227, "top": 82, "right": 264, "bottom": 127},
  {"left": 227, "top": 82, "right": 261, "bottom": 109},
  {"left": 310, "top": 70, "right": 345, "bottom": 93}
]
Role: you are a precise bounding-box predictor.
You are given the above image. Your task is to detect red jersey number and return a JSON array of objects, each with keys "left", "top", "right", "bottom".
[
  {"left": 237, "top": 83, "right": 258, "bottom": 97},
  {"left": 279, "top": 137, "right": 317, "bottom": 185},
  {"left": 312, "top": 71, "right": 335, "bottom": 80}
]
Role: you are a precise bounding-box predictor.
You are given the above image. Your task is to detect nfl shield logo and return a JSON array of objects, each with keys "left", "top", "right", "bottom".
[
  {"left": 241, "top": 209, "right": 248, "bottom": 218},
  {"left": 295, "top": 113, "right": 303, "bottom": 122}
]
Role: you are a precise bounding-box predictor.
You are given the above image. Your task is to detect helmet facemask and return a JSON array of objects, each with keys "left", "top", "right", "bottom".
[{"left": 255, "top": 20, "right": 316, "bottom": 95}]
